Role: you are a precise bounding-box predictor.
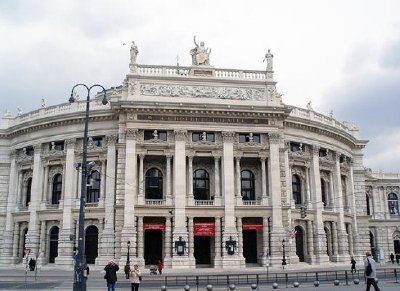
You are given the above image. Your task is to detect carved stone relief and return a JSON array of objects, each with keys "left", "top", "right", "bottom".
[{"left": 140, "top": 83, "right": 266, "bottom": 101}]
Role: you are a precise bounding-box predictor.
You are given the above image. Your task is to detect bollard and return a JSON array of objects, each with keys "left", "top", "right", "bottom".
[
  {"left": 354, "top": 279, "right": 360, "bottom": 285},
  {"left": 206, "top": 284, "right": 212, "bottom": 291},
  {"left": 161, "top": 286, "right": 167, "bottom": 291},
  {"left": 314, "top": 280, "right": 320, "bottom": 287},
  {"left": 334, "top": 279, "right": 340, "bottom": 286},
  {"left": 184, "top": 285, "right": 190, "bottom": 291},
  {"left": 293, "top": 281, "right": 300, "bottom": 288},
  {"left": 272, "top": 282, "right": 278, "bottom": 289},
  {"left": 229, "top": 284, "right": 235, "bottom": 290},
  {"left": 250, "top": 283, "right": 257, "bottom": 290}
]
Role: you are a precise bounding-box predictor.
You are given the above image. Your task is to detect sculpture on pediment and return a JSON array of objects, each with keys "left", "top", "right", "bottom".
[
  {"left": 190, "top": 36, "right": 211, "bottom": 66},
  {"left": 263, "top": 49, "right": 273, "bottom": 70},
  {"left": 130, "top": 41, "right": 139, "bottom": 64}
]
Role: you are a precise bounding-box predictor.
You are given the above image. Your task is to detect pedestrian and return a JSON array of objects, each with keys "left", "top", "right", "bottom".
[
  {"left": 104, "top": 260, "right": 119, "bottom": 291},
  {"left": 350, "top": 256, "right": 356, "bottom": 273},
  {"left": 84, "top": 265, "right": 90, "bottom": 280},
  {"left": 364, "top": 251, "right": 380, "bottom": 291},
  {"left": 28, "top": 258, "right": 35, "bottom": 271},
  {"left": 124, "top": 263, "right": 130, "bottom": 279},
  {"left": 390, "top": 253, "right": 395, "bottom": 264},
  {"left": 130, "top": 264, "right": 141, "bottom": 291},
  {"left": 396, "top": 253, "right": 400, "bottom": 264},
  {"left": 156, "top": 259, "right": 163, "bottom": 275}
]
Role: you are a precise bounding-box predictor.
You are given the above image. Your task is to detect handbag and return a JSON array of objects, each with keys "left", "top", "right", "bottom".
[
  {"left": 365, "top": 258, "right": 372, "bottom": 276},
  {"left": 139, "top": 275, "right": 142, "bottom": 281}
]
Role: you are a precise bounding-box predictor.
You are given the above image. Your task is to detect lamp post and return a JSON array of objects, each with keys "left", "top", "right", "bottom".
[
  {"left": 70, "top": 84, "right": 108, "bottom": 291},
  {"left": 282, "top": 239, "right": 287, "bottom": 269},
  {"left": 127, "top": 241, "right": 131, "bottom": 265}
]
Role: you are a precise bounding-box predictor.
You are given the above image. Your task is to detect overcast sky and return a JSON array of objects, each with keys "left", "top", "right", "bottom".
[{"left": 1, "top": 0, "right": 399, "bottom": 172}]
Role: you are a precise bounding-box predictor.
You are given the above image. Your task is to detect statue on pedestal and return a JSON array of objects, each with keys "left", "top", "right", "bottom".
[
  {"left": 263, "top": 49, "right": 274, "bottom": 70},
  {"left": 130, "top": 41, "right": 139, "bottom": 64},
  {"left": 190, "top": 36, "right": 211, "bottom": 66}
]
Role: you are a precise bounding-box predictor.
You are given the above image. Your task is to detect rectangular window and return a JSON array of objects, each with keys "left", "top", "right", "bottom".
[
  {"left": 92, "top": 136, "right": 103, "bottom": 147},
  {"left": 25, "top": 146, "right": 34, "bottom": 156},
  {"left": 50, "top": 141, "right": 64, "bottom": 151},
  {"left": 192, "top": 132, "right": 215, "bottom": 142},
  {"left": 319, "top": 148, "right": 327, "bottom": 157},
  {"left": 239, "top": 133, "right": 260, "bottom": 143},
  {"left": 144, "top": 130, "right": 167, "bottom": 141},
  {"left": 290, "top": 142, "right": 301, "bottom": 152}
]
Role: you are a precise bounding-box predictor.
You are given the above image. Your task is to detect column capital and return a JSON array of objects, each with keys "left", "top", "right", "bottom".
[
  {"left": 213, "top": 155, "right": 221, "bottom": 161},
  {"left": 312, "top": 145, "right": 320, "bottom": 156},
  {"left": 125, "top": 128, "right": 139, "bottom": 140},
  {"left": 174, "top": 129, "right": 187, "bottom": 141},
  {"left": 222, "top": 131, "right": 235, "bottom": 142},
  {"left": 33, "top": 143, "right": 43, "bottom": 154},
  {"left": 268, "top": 132, "right": 281, "bottom": 144},
  {"left": 166, "top": 154, "right": 173, "bottom": 159},
  {"left": 139, "top": 154, "right": 145, "bottom": 160},
  {"left": 106, "top": 135, "right": 118, "bottom": 145},
  {"left": 65, "top": 138, "right": 76, "bottom": 149},
  {"left": 260, "top": 155, "right": 267, "bottom": 162}
]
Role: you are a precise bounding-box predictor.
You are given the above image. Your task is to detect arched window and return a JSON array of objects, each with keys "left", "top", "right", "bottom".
[
  {"left": 87, "top": 171, "right": 100, "bottom": 203},
  {"left": 145, "top": 168, "right": 163, "bottom": 199},
  {"left": 51, "top": 174, "right": 62, "bottom": 205},
  {"left": 292, "top": 175, "right": 302, "bottom": 205},
  {"left": 321, "top": 179, "right": 327, "bottom": 207},
  {"left": 241, "top": 170, "right": 255, "bottom": 200},
  {"left": 193, "top": 169, "right": 210, "bottom": 200},
  {"left": 25, "top": 178, "right": 32, "bottom": 207},
  {"left": 388, "top": 193, "right": 399, "bottom": 215}
]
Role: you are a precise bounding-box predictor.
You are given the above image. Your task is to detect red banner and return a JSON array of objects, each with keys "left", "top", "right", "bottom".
[
  {"left": 194, "top": 222, "right": 215, "bottom": 236},
  {"left": 143, "top": 223, "right": 165, "bottom": 230},
  {"left": 242, "top": 224, "right": 263, "bottom": 231}
]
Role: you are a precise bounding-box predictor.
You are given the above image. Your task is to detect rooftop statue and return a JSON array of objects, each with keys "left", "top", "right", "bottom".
[
  {"left": 130, "top": 41, "right": 139, "bottom": 64},
  {"left": 263, "top": 49, "right": 273, "bottom": 70},
  {"left": 190, "top": 36, "right": 211, "bottom": 66}
]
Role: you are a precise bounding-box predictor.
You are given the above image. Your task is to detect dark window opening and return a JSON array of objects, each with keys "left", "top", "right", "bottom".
[
  {"left": 51, "top": 174, "right": 62, "bottom": 204},
  {"left": 145, "top": 168, "right": 163, "bottom": 199},
  {"left": 319, "top": 148, "right": 327, "bottom": 157},
  {"left": 50, "top": 141, "right": 64, "bottom": 151},
  {"left": 290, "top": 142, "right": 302, "bottom": 152},
  {"left": 86, "top": 171, "right": 100, "bottom": 203},
  {"left": 25, "top": 146, "right": 34, "bottom": 156},
  {"left": 193, "top": 169, "right": 210, "bottom": 200},
  {"left": 239, "top": 133, "right": 260, "bottom": 143},
  {"left": 192, "top": 132, "right": 215, "bottom": 142},
  {"left": 388, "top": 193, "right": 399, "bottom": 215},
  {"left": 144, "top": 130, "right": 167, "bottom": 141},
  {"left": 92, "top": 136, "right": 103, "bottom": 147},
  {"left": 292, "top": 175, "right": 302, "bottom": 205},
  {"left": 241, "top": 170, "right": 255, "bottom": 200},
  {"left": 25, "top": 178, "right": 32, "bottom": 207}
]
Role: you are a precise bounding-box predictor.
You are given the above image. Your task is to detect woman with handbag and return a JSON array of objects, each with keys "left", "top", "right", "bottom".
[{"left": 130, "top": 264, "right": 141, "bottom": 291}]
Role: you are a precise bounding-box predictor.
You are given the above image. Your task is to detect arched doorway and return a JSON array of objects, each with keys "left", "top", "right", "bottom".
[
  {"left": 21, "top": 228, "right": 28, "bottom": 259},
  {"left": 324, "top": 226, "right": 332, "bottom": 260},
  {"left": 49, "top": 226, "right": 59, "bottom": 263},
  {"left": 85, "top": 225, "right": 98, "bottom": 264},
  {"left": 295, "top": 226, "right": 305, "bottom": 262}
]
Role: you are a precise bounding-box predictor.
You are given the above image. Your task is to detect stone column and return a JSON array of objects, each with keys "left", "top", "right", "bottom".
[
  {"left": 348, "top": 162, "right": 361, "bottom": 260},
  {"left": 331, "top": 222, "right": 339, "bottom": 259},
  {"left": 236, "top": 217, "right": 245, "bottom": 267},
  {"left": 214, "top": 217, "right": 222, "bottom": 267},
  {"left": 262, "top": 217, "right": 269, "bottom": 266},
  {"left": 99, "top": 160, "right": 106, "bottom": 207},
  {"left": 138, "top": 154, "right": 144, "bottom": 204},
  {"left": 121, "top": 129, "right": 138, "bottom": 262},
  {"left": 221, "top": 131, "right": 242, "bottom": 267},
  {"left": 172, "top": 130, "right": 189, "bottom": 267},
  {"left": 332, "top": 153, "right": 348, "bottom": 261},
  {"left": 166, "top": 155, "right": 172, "bottom": 204},
  {"left": 42, "top": 166, "right": 49, "bottom": 202},
  {"left": 188, "top": 217, "right": 195, "bottom": 267},
  {"left": 137, "top": 216, "right": 144, "bottom": 266},
  {"left": 235, "top": 157, "right": 241, "bottom": 202},
  {"left": 260, "top": 157, "right": 268, "bottom": 205},
  {"left": 38, "top": 220, "right": 46, "bottom": 265},
  {"left": 214, "top": 156, "right": 221, "bottom": 206},
  {"left": 309, "top": 145, "right": 329, "bottom": 263},
  {"left": 0, "top": 151, "right": 19, "bottom": 264},
  {"left": 98, "top": 135, "right": 117, "bottom": 265},
  {"left": 56, "top": 139, "right": 76, "bottom": 265},
  {"left": 305, "top": 167, "right": 311, "bottom": 207},
  {"left": 306, "top": 220, "right": 314, "bottom": 262},
  {"left": 164, "top": 217, "right": 172, "bottom": 267},
  {"left": 267, "top": 133, "right": 285, "bottom": 265},
  {"left": 187, "top": 155, "right": 194, "bottom": 205},
  {"left": 26, "top": 144, "right": 43, "bottom": 258},
  {"left": 12, "top": 222, "right": 20, "bottom": 260}
]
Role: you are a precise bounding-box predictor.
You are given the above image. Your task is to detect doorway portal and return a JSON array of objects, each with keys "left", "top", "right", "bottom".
[
  {"left": 85, "top": 225, "right": 98, "bottom": 264},
  {"left": 295, "top": 226, "right": 305, "bottom": 262},
  {"left": 49, "top": 226, "right": 59, "bottom": 263},
  {"left": 144, "top": 230, "right": 163, "bottom": 265},
  {"left": 194, "top": 236, "right": 211, "bottom": 265},
  {"left": 243, "top": 230, "right": 257, "bottom": 263}
]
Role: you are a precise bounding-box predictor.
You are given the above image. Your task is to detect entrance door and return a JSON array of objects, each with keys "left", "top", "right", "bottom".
[
  {"left": 194, "top": 236, "right": 211, "bottom": 265},
  {"left": 49, "top": 227, "right": 59, "bottom": 263},
  {"left": 85, "top": 226, "right": 98, "bottom": 264},
  {"left": 243, "top": 230, "right": 257, "bottom": 263},
  {"left": 394, "top": 240, "right": 400, "bottom": 254},
  {"left": 295, "top": 226, "right": 305, "bottom": 262},
  {"left": 144, "top": 230, "right": 163, "bottom": 265}
]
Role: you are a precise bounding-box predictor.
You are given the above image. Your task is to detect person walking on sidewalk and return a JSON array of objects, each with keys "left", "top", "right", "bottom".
[
  {"left": 364, "top": 251, "right": 380, "bottom": 291},
  {"left": 350, "top": 256, "right": 357, "bottom": 273},
  {"left": 104, "top": 260, "right": 119, "bottom": 291},
  {"left": 157, "top": 260, "right": 164, "bottom": 275},
  {"left": 130, "top": 264, "right": 141, "bottom": 291}
]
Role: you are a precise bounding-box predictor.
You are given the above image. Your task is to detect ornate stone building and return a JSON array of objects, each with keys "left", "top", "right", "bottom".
[{"left": 0, "top": 41, "right": 399, "bottom": 269}]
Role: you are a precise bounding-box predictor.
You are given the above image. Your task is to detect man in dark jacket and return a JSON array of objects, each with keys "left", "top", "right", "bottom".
[{"left": 104, "top": 260, "right": 119, "bottom": 291}]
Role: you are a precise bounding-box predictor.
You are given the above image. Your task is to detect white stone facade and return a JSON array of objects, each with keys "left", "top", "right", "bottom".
[{"left": 0, "top": 49, "right": 399, "bottom": 269}]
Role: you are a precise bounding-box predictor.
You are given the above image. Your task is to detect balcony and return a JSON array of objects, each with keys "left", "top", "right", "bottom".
[
  {"left": 194, "top": 200, "right": 214, "bottom": 206},
  {"left": 145, "top": 199, "right": 166, "bottom": 206}
]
